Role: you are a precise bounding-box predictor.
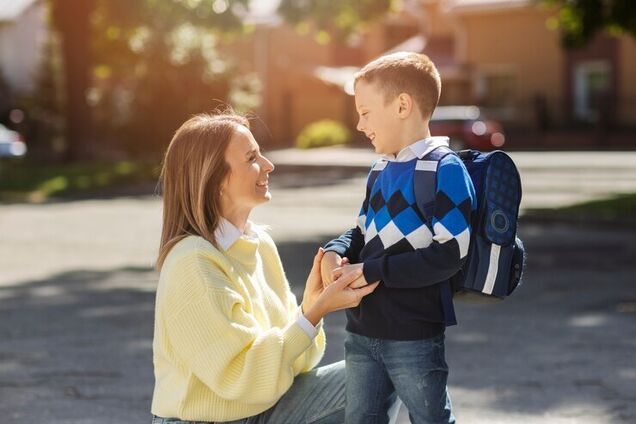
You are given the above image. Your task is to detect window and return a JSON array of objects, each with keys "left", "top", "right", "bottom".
[
  {"left": 573, "top": 60, "right": 612, "bottom": 122},
  {"left": 478, "top": 72, "right": 516, "bottom": 108}
]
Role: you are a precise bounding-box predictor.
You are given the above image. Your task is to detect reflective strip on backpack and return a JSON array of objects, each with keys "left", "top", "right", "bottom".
[
  {"left": 482, "top": 244, "right": 501, "bottom": 295},
  {"left": 415, "top": 160, "right": 438, "bottom": 172},
  {"left": 372, "top": 160, "right": 388, "bottom": 171}
]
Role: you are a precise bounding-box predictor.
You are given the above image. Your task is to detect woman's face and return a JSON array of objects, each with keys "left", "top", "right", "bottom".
[{"left": 221, "top": 126, "right": 274, "bottom": 216}]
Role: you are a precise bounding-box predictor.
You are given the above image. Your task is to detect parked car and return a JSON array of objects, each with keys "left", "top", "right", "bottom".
[
  {"left": 430, "top": 105, "right": 505, "bottom": 151},
  {"left": 0, "top": 124, "right": 27, "bottom": 158}
]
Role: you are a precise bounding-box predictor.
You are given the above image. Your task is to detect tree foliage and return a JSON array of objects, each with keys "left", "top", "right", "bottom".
[
  {"left": 278, "top": 0, "right": 393, "bottom": 39},
  {"left": 49, "top": 0, "right": 252, "bottom": 160},
  {"left": 542, "top": 0, "right": 636, "bottom": 48},
  {"left": 47, "top": 0, "right": 395, "bottom": 160}
]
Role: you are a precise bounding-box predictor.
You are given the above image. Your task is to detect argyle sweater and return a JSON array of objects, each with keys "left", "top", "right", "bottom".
[{"left": 325, "top": 149, "right": 476, "bottom": 340}]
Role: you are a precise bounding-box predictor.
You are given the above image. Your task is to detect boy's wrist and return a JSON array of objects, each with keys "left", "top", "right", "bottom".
[{"left": 362, "top": 257, "right": 384, "bottom": 285}]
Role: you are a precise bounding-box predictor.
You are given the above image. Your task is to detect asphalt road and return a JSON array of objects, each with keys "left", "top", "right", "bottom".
[{"left": 1, "top": 151, "right": 635, "bottom": 423}]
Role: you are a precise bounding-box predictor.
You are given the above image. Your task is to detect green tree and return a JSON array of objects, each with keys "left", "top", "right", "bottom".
[
  {"left": 49, "top": 0, "right": 250, "bottom": 160},
  {"left": 50, "top": 0, "right": 96, "bottom": 161},
  {"left": 278, "top": 0, "right": 393, "bottom": 39},
  {"left": 49, "top": 0, "right": 393, "bottom": 160},
  {"left": 89, "top": 0, "right": 249, "bottom": 157},
  {"left": 542, "top": 0, "right": 636, "bottom": 48}
]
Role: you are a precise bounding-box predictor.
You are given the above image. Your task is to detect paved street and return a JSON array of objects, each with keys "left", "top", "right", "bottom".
[{"left": 1, "top": 150, "right": 635, "bottom": 423}]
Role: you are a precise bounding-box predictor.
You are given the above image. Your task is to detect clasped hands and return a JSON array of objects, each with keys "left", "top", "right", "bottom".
[
  {"left": 320, "top": 251, "right": 372, "bottom": 289},
  {"left": 301, "top": 248, "right": 379, "bottom": 326}
]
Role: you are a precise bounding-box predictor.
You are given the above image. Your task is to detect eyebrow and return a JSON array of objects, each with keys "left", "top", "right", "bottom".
[{"left": 245, "top": 148, "right": 259, "bottom": 157}]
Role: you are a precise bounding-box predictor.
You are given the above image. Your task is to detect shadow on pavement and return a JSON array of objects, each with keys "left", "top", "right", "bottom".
[{"left": 1, "top": 225, "right": 635, "bottom": 422}]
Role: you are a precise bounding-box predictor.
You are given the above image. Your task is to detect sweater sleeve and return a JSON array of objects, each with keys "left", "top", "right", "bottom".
[
  {"left": 259, "top": 232, "right": 326, "bottom": 373},
  {"left": 164, "top": 254, "right": 315, "bottom": 405},
  {"left": 323, "top": 164, "right": 376, "bottom": 261},
  {"left": 288, "top": 297, "right": 327, "bottom": 374},
  {"left": 363, "top": 154, "right": 476, "bottom": 288}
]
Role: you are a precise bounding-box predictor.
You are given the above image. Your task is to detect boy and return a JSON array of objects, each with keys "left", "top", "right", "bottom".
[{"left": 321, "top": 52, "right": 476, "bottom": 424}]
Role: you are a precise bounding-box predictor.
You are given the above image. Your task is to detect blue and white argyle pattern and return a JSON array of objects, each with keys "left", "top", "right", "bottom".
[{"left": 358, "top": 155, "right": 473, "bottom": 258}]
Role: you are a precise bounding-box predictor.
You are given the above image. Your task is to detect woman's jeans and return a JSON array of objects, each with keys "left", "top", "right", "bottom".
[
  {"left": 152, "top": 361, "right": 345, "bottom": 424},
  {"left": 345, "top": 331, "right": 455, "bottom": 424}
]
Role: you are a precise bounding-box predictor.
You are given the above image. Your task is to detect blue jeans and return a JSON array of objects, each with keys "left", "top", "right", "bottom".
[
  {"left": 152, "top": 361, "right": 345, "bottom": 424},
  {"left": 345, "top": 331, "right": 455, "bottom": 424}
]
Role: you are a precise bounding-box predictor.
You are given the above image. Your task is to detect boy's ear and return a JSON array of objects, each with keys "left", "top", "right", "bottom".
[{"left": 397, "top": 93, "right": 413, "bottom": 118}]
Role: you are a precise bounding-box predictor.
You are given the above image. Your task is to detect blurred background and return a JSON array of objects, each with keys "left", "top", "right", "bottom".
[{"left": 0, "top": 1, "right": 635, "bottom": 423}]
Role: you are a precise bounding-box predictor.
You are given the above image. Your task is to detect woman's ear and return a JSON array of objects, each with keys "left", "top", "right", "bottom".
[{"left": 397, "top": 93, "right": 413, "bottom": 118}]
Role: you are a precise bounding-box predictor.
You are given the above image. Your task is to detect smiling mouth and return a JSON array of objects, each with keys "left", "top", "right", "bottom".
[
  {"left": 367, "top": 133, "right": 376, "bottom": 141},
  {"left": 256, "top": 181, "right": 268, "bottom": 188}
]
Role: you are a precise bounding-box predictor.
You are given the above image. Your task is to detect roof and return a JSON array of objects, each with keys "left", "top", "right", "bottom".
[
  {"left": 243, "top": 0, "right": 282, "bottom": 26},
  {"left": 0, "top": 0, "right": 39, "bottom": 22},
  {"left": 312, "top": 66, "right": 359, "bottom": 95},
  {"left": 311, "top": 32, "right": 469, "bottom": 95},
  {"left": 444, "top": 0, "right": 530, "bottom": 13}
]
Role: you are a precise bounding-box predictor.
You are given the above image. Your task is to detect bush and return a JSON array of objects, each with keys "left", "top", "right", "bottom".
[{"left": 296, "top": 120, "right": 352, "bottom": 149}]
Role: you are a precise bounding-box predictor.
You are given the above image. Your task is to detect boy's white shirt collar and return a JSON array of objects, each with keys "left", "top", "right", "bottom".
[
  {"left": 382, "top": 136, "right": 450, "bottom": 162},
  {"left": 215, "top": 217, "right": 258, "bottom": 250}
]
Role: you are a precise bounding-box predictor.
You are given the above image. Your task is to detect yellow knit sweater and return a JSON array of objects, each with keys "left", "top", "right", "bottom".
[{"left": 151, "top": 233, "right": 326, "bottom": 422}]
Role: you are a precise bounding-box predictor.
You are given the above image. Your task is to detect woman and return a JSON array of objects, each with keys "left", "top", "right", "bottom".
[{"left": 151, "top": 112, "right": 379, "bottom": 424}]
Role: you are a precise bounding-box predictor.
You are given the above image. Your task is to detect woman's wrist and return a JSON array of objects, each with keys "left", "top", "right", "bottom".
[{"left": 302, "top": 298, "right": 325, "bottom": 327}]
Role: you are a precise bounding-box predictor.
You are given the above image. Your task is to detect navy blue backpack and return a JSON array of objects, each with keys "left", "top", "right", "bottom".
[{"left": 420, "top": 147, "right": 526, "bottom": 301}]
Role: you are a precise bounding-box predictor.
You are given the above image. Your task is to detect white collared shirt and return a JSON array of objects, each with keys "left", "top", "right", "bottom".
[
  {"left": 214, "top": 217, "right": 321, "bottom": 339},
  {"left": 214, "top": 218, "right": 259, "bottom": 251},
  {"left": 383, "top": 136, "right": 450, "bottom": 162}
]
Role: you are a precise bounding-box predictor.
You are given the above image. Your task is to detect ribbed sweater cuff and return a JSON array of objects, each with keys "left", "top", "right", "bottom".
[
  {"left": 282, "top": 322, "right": 313, "bottom": 364},
  {"left": 363, "top": 257, "right": 384, "bottom": 284}
]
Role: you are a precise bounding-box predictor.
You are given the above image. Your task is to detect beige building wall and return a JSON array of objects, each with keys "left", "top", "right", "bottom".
[
  {"left": 453, "top": 6, "right": 563, "bottom": 125},
  {"left": 619, "top": 36, "right": 636, "bottom": 125},
  {"left": 265, "top": 25, "right": 332, "bottom": 144},
  {"left": 422, "top": 1, "right": 456, "bottom": 38}
]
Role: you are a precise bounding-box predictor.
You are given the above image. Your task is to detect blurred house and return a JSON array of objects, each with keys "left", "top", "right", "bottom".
[
  {"left": 437, "top": 0, "right": 636, "bottom": 139},
  {"left": 231, "top": 0, "right": 635, "bottom": 148},
  {"left": 0, "top": 0, "right": 47, "bottom": 94}
]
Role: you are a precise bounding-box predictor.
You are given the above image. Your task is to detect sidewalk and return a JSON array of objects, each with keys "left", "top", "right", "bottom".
[
  {"left": 268, "top": 146, "right": 636, "bottom": 214},
  {"left": 267, "top": 145, "right": 636, "bottom": 170},
  {"left": 1, "top": 147, "right": 635, "bottom": 423}
]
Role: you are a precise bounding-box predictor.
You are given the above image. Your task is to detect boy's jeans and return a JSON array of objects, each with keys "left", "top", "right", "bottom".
[
  {"left": 152, "top": 361, "right": 345, "bottom": 424},
  {"left": 345, "top": 331, "right": 455, "bottom": 424}
]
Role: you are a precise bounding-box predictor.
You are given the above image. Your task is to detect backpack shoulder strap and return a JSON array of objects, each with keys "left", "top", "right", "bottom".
[
  {"left": 415, "top": 146, "right": 460, "bottom": 325},
  {"left": 420, "top": 145, "right": 455, "bottom": 162},
  {"left": 413, "top": 146, "right": 456, "bottom": 222}
]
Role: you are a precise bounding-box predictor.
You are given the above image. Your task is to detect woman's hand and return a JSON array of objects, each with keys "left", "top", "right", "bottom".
[
  {"left": 302, "top": 248, "right": 379, "bottom": 326},
  {"left": 302, "top": 248, "right": 327, "bottom": 313},
  {"left": 332, "top": 263, "right": 370, "bottom": 289}
]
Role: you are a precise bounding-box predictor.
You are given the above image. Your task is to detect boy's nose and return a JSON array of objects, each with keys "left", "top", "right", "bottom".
[
  {"left": 262, "top": 156, "right": 275, "bottom": 173},
  {"left": 356, "top": 119, "right": 365, "bottom": 132}
]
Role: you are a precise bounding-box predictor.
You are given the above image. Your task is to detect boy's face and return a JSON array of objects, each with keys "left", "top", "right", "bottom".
[{"left": 354, "top": 80, "right": 402, "bottom": 156}]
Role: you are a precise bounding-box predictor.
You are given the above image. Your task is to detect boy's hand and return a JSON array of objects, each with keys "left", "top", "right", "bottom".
[
  {"left": 303, "top": 249, "right": 379, "bottom": 326},
  {"left": 333, "top": 263, "right": 375, "bottom": 289},
  {"left": 320, "top": 251, "right": 345, "bottom": 287}
]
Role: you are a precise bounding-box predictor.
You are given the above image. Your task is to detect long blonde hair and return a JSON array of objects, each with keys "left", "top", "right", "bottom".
[{"left": 156, "top": 112, "right": 249, "bottom": 270}]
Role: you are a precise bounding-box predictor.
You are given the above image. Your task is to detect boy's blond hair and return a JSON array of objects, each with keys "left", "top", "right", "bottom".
[{"left": 354, "top": 51, "right": 441, "bottom": 120}]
